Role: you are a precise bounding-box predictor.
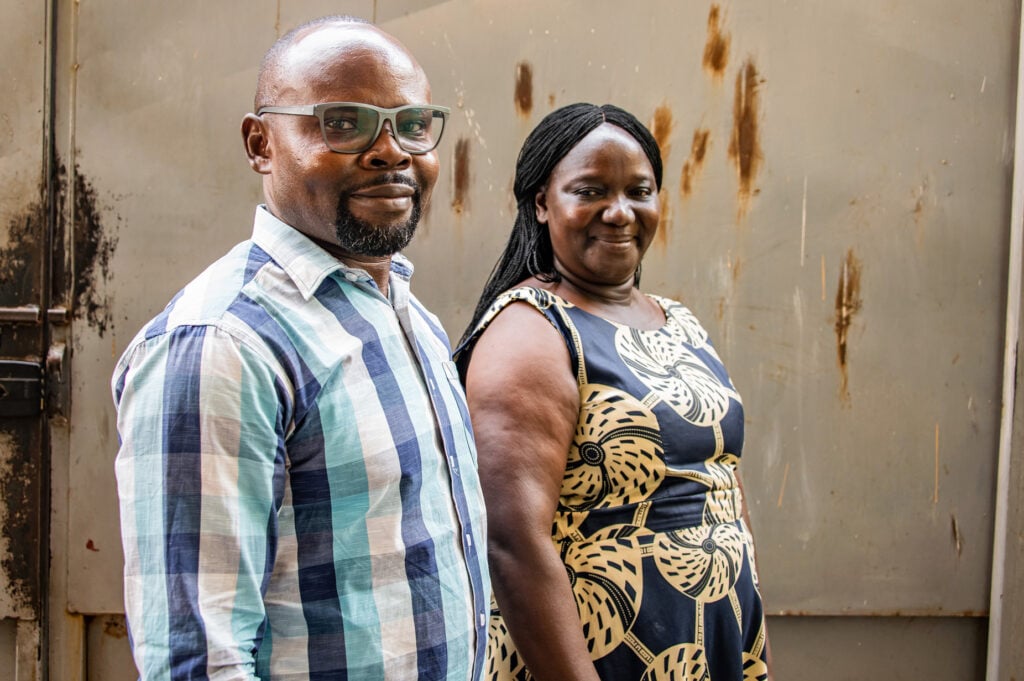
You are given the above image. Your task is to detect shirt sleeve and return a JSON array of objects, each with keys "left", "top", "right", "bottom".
[{"left": 113, "top": 324, "right": 290, "bottom": 680}]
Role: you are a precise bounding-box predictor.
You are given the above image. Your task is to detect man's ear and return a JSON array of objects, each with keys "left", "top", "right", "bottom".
[
  {"left": 534, "top": 187, "right": 549, "bottom": 224},
  {"left": 242, "top": 114, "right": 272, "bottom": 175}
]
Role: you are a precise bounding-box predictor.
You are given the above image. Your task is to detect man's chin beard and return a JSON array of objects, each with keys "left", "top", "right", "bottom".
[{"left": 333, "top": 195, "right": 422, "bottom": 258}]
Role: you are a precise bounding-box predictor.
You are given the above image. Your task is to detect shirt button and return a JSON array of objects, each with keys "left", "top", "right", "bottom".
[
  {"left": 478, "top": 612, "right": 487, "bottom": 627},
  {"left": 345, "top": 273, "right": 358, "bottom": 282},
  {"left": 465, "top": 533, "right": 473, "bottom": 547}
]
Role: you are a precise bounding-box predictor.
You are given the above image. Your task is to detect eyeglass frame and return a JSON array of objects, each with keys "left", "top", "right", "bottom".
[{"left": 255, "top": 102, "right": 451, "bottom": 155}]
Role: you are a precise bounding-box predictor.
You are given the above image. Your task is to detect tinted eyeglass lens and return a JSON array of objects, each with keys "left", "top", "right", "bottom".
[
  {"left": 321, "top": 105, "right": 445, "bottom": 153},
  {"left": 393, "top": 108, "right": 444, "bottom": 152},
  {"left": 322, "top": 105, "right": 378, "bottom": 152}
]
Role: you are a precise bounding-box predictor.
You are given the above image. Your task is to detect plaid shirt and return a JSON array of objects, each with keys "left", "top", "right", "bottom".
[{"left": 113, "top": 207, "right": 489, "bottom": 680}]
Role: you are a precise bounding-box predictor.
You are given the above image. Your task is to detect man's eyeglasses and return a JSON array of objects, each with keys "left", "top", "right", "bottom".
[{"left": 256, "top": 102, "right": 450, "bottom": 155}]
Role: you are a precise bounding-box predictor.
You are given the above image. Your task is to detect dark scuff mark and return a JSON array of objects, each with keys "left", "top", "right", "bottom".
[
  {"left": 548, "top": 93, "right": 556, "bottom": 108},
  {"left": 102, "top": 615, "right": 129, "bottom": 639},
  {"left": 834, "top": 249, "right": 862, "bottom": 403},
  {"left": 680, "top": 128, "right": 711, "bottom": 198},
  {"left": 728, "top": 59, "right": 764, "bottom": 219},
  {"left": 71, "top": 165, "right": 119, "bottom": 336},
  {"left": 451, "top": 137, "right": 471, "bottom": 216},
  {"left": 0, "top": 429, "right": 40, "bottom": 612},
  {"left": 86, "top": 539, "right": 99, "bottom": 552},
  {"left": 0, "top": 184, "right": 45, "bottom": 303},
  {"left": 702, "top": 4, "right": 730, "bottom": 78},
  {"left": 950, "top": 513, "right": 963, "bottom": 558},
  {"left": 514, "top": 61, "right": 533, "bottom": 117}
]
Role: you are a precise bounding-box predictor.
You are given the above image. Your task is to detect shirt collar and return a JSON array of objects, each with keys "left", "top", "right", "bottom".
[{"left": 251, "top": 205, "right": 415, "bottom": 300}]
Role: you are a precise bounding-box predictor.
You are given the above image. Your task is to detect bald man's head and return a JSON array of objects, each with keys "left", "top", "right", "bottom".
[
  {"left": 242, "top": 16, "right": 440, "bottom": 262},
  {"left": 254, "top": 16, "right": 423, "bottom": 111}
]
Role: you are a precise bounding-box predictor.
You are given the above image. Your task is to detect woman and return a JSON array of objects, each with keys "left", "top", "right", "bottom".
[{"left": 456, "top": 103, "right": 771, "bottom": 681}]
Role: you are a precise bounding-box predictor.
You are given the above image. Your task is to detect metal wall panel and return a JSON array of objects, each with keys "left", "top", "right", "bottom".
[
  {"left": 395, "top": 0, "right": 1016, "bottom": 615},
  {"left": 45, "top": 0, "right": 1020, "bottom": 678}
]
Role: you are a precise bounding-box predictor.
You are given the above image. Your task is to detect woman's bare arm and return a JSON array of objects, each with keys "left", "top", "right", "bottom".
[{"left": 465, "top": 302, "right": 602, "bottom": 681}]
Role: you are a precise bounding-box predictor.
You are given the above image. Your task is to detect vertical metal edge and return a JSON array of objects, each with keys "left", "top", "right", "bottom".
[
  {"left": 987, "top": 1, "right": 1024, "bottom": 679},
  {"left": 15, "top": 620, "right": 41, "bottom": 681},
  {"left": 34, "top": 0, "right": 61, "bottom": 678}
]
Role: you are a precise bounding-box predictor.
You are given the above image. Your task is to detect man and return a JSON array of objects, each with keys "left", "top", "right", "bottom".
[{"left": 113, "top": 16, "right": 489, "bottom": 680}]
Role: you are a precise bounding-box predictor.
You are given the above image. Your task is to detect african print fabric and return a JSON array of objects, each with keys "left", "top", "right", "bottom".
[{"left": 465, "top": 287, "right": 767, "bottom": 681}]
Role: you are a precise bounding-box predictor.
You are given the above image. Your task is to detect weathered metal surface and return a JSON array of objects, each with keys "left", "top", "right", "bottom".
[
  {"left": 0, "top": 0, "right": 48, "bottom": 621},
  {"left": 769, "top": 615, "right": 987, "bottom": 679},
  {"left": 394, "top": 0, "right": 1017, "bottom": 616},
  {"left": 42, "top": 0, "right": 1021, "bottom": 677}
]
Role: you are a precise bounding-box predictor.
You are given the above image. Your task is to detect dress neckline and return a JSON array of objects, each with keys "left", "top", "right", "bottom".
[{"left": 528, "top": 286, "right": 672, "bottom": 333}]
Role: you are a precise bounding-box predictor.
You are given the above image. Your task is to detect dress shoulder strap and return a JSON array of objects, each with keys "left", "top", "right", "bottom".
[{"left": 454, "top": 286, "right": 586, "bottom": 385}]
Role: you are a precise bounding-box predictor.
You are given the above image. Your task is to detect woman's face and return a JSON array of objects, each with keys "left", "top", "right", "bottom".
[{"left": 535, "top": 123, "right": 660, "bottom": 289}]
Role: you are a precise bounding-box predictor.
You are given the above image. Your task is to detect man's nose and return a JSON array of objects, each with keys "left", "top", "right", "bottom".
[{"left": 361, "top": 119, "right": 411, "bottom": 168}]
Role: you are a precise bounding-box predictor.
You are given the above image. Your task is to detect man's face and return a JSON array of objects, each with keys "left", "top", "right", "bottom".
[{"left": 259, "top": 27, "right": 440, "bottom": 259}]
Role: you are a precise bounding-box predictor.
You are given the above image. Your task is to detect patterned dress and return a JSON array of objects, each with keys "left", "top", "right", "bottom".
[{"left": 460, "top": 287, "right": 768, "bottom": 681}]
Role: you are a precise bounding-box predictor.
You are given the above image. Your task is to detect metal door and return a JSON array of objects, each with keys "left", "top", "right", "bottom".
[{"left": 3, "top": 1, "right": 1020, "bottom": 679}]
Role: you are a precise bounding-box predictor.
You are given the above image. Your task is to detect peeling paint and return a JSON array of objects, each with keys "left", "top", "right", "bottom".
[
  {"left": 728, "top": 59, "right": 764, "bottom": 218},
  {"left": 514, "top": 61, "right": 533, "bottom": 117},
  {"left": 102, "top": 615, "right": 129, "bottom": 639},
  {"left": 702, "top": 4, "right": 730, "bottom": 77},
  {"left": 834, "top": 249, "right": 862, "bottom": 402},
  {"left": 680, "top": 127, "right": 711, "bottom": 198},
  {"left": 451, "top": 137, "right": 471, "bottom": 215},
  {"left": 0, "top": 429, "right": 38, "bottom": 613}
]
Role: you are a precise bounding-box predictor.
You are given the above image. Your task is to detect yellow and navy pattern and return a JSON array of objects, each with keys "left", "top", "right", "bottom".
[{"left": 466, "top": 287, "right": 767, "bottom": 681}]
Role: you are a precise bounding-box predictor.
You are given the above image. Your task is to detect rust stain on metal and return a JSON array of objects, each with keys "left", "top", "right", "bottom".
[
  {"left": 451, "top": 137, "right": 471, "bottom": 216},
  {"left": 728, "top": 59, "right": 764, "bottom": 218},
  {"left": 650, "top": 104, "right": 674, "bottom": 247},
  {"left": 702, "top": 4, "right": 730, "bottom": 77},
  {"left": 729, "top": 255, "right": 744, "bottom": 283},
  {"left": 775, "top": 461, "right": 790, "bottom": 508},
  {"left": 834, "top": 249, "right": 862, "bottom": 403},
  {"left": 514, "top": 61, "right": 533, "bottom": 117},
  {"left": 102, "top": 616, "right": 129, "bottom": 639},
  {"left": 656, "top": 190, "right": 672, "bottom": 249},
  {"left": 680, "top": 128, "right": 711, "bottom": 198},
  {"left": 650, "top": 103, "right": 674, "bottom": 163}
]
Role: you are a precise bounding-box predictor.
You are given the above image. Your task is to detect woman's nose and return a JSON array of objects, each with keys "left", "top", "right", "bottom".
[{"left": 603, "top": 196, "right": 635, "bottom": 225}]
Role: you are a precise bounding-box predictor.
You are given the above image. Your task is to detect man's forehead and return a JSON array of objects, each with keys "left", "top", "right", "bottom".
[{"left": 281, "top": 24, "right": 419, "bottom": 81}]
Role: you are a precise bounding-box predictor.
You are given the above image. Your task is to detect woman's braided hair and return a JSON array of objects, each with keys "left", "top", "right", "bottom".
[{"left": 457, "top": 103, "right": 663, "bottom": 350}]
